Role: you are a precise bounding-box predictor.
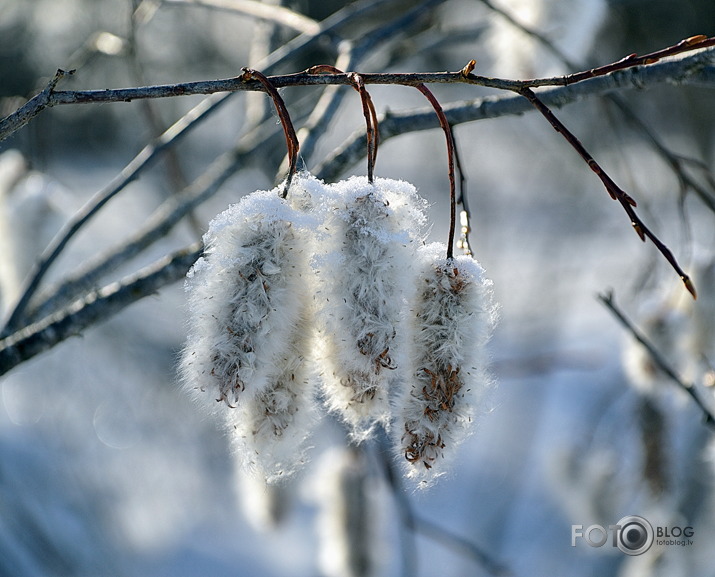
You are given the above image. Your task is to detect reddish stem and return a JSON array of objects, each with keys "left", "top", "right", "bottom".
[
  {"left": 414, "top": 83, "right": 456, "bottom": 261},
  {"left": 241, "top": 68, "right": 299, "bottom": 197},
  {"left": 307, "top": 65, "right": 379, "bottom": 182}
]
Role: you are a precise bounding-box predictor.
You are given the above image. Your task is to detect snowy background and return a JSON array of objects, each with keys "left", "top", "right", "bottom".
[{"left": 1, "top": 0, "right": 715, "bottom": 576}]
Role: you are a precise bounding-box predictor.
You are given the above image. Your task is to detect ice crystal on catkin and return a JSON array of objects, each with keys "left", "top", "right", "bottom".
[
  {"left": 180, "top": 178, "right": 320, "bottom": 481},
  {"left": 314, "top": 176, "right": 427, "bottom": 438},
  {"left": 397, "top": 243, "right": 496, "bottom": 485}
]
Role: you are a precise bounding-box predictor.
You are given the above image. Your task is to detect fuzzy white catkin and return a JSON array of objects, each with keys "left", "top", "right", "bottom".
[
  {"left": 180, "top": 177, "right": 321, "bottom": 481},
  {"left": 313, "top": 176, "right": 428, "bottom": 439},
  {"left": 397, "top": 243, "right": 496, "bottom": 486}
]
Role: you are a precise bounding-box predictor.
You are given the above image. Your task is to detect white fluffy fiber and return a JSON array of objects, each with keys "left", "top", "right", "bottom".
[
  {"left": 396, "top": 243, "right": 497, "bottom": 485},
  {"left": 180, "top": 176, "right": 321, "bottom": 481},
  {"left": 180, "top": 171, "right": 498, "bottom": 485},
  {"left": 313, "top": 176, "right": 428, "bottom": 438}
]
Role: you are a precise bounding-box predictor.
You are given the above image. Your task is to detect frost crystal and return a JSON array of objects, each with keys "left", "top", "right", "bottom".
[{"left": 396, "top": 243, "right": 497, "bottom": 485}]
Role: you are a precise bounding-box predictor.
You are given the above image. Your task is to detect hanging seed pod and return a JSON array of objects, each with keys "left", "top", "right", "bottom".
[
  {"left": 180, "top": 176, "right": 322, "bottom": 481},
  {"left": 225, "top": 319, "right": 318, "bottom": 482},
  {"left": 314, "top": 176, "right": 427, "bottom": 440},
  {"left": 397, "top": 243, "right": 496, "bottom": 485}
]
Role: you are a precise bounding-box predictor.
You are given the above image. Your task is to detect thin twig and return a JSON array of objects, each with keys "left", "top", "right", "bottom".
[
  {"left": 519, "top": 86, "right": 696, "bottom": 299},
  {"left": 0, "top": 68, "right": 74, "bottom": 142},
  {"left": 450, "top": 124, "right": 473, "bottom": 256},
  {"left": 241, "top": 68, "right": 300, "bottom": 196},
  {"left": 558, "top": 35, "right": 715, "bottom": 86},
  {"left": 607, "top": 92, "right": 715, "bottom": 212},
  {"left": 0, "top": 242, "right": 203, "bottom": 377},
  {"left": 309, "top": 66, "right": 379, "bottom": 181},
  {"left": 414, "top": 83, "right": 456, "bottom": 260},
  {"left": 476, "top": 0, "right": 580, "bottom": 70},
  {"left": 350, "top": 73, "right": 379, "bottom": 183},
  {"left": 597, "top": 290, "right": 715, "bottom": 430},
  {"left": 379, "top": 442, "right": 510, "bottom": 576}
]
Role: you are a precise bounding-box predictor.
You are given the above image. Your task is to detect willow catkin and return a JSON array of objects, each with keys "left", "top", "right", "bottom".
[
  {"left": 180, "top": 178, "right": 320, "bottom": 481},
  {"left": 314, "top": 176, "right": 427, "bottom": 439},
  {"left": 397, "top": 242, "right": 496, "bottom": 485}
]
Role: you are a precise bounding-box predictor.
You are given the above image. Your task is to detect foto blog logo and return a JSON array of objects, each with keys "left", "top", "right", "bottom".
[{"left": 571, "top": 515, "right": 694, "bottom": 556}]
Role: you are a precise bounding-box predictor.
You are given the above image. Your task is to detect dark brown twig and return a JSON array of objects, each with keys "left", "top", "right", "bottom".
[
  {"left": 560, "top": 35, "right": 715, "bottom": 86},
  {"left": 307, "top": 65, "right": 379, "bottom": 182},
  {"left": 241, "top": 67, "right": 299, "bottom": 197},
  {"left": 414, "top": 83, "right": 457, "bottom": 260},
  {"left": 519, "top": 86, "right": 696, "bottom": 299},
  {"left": 350, "top": 73, "right": 379, "bottom": 183},
  {"left": 597, "top": 290, "right": 715, "bottom": 430}
]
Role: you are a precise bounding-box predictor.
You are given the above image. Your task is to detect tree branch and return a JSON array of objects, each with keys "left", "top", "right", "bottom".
[
  {"left": 0, "top": 242, "right": 203, "bottom": 377},
  {"left": 2, "top": 42, "right": 712, "bottom": 143},
  {"left": 597, "top": 290, "right": 715, "bottom": 431},
  {"left": 519, "top": 86, "right": 696, "bottom": 299},
  {"left": 160, "top": 0, "right": 321, "bottom": 35},
  {"left": 1, "top": 33, "right": 712, "bottom": 367}
]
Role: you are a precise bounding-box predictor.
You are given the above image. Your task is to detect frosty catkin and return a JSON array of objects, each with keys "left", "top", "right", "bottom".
[
  {"left": 180, "top": 177, "right": 320, "bottom": 481},
  {"left": 314, "top": 176, "right": 427, "bottom": 438},
  {"left": 397, "top": 243, "right": 496, "bottom": 485}
]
